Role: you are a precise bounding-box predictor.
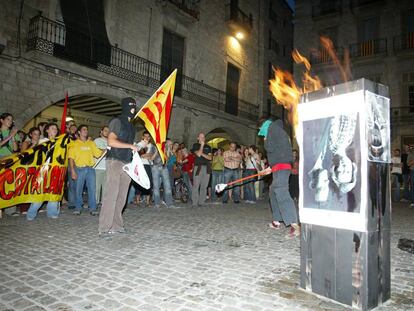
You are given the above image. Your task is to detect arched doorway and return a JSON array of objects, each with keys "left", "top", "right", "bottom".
[
  {"left": 23, "top": 94, "right": 145, "bottom": 138},
  {"left": 206, "top": 127, "right": 239, "bottom": 150}
]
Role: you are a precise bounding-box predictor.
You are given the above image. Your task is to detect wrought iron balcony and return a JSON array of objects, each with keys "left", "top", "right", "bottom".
[
  {"left": 393, "top": 33, "right": 414, "bottom": 52},
  {"left": 312, "top": 0, "right": 342, "bottom": 19},
  {"left": 26, "top": 15, "right": 258, "bottom": 121},
  {"left": 349, "top": 38, "right": 387, "bottom": 58},
  {"left": 310, "top": 47, "right": 344, "bottom": 65},
  {"left": 391, "top": 106, "right": 414, "bottom": 124},
  {"left": 167, "top": 0, "right": 200, "bottom": 20},
  {"left": 225, "top": 4, "right": 253, "bottom": 33}
]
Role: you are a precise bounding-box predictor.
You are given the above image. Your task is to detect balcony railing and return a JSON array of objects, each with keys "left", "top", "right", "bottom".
[
  {"left": 391, "top": 106, "right": 414, "bottom": 123},
  {"left": 393, "top": 33, "right": 414, "bottom": 52},
  {"left": 26, "top": 15, "right": 258, "bottom": 121},
  {"left": 312, "top": 0, "right": 342, "bottom": 19},
  {"left": 225, "top": 4, "right": 253, "bottom": 32},
  {"left": 310, "top": 47, "right": 344, "bottom": 64},
  {"left": 167, "top": 0, "right": 200, "bottom": 20},
  {"left": 349, "top": 39, "right": 387, "bottom": 58}
]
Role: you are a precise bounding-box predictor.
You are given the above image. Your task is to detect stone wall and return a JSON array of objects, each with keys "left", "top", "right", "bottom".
[{"left": 0, "top": 0, "right": 262, "bottom": 147}]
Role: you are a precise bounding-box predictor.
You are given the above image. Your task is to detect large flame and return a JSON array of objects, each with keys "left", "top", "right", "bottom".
[
  {"left": 269, "top": 49, "right": 322, "bottom": 131},
  {"left": 269, "top": 37, "right": 349, "bottom": 133},
  {"left": 320, "top": 36, "right": 351, "bottom": 82}
]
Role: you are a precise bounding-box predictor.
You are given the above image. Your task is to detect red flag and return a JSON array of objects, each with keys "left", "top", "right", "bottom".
[{"left": 60, "top": 92, "right": 68, "bottom": 134}]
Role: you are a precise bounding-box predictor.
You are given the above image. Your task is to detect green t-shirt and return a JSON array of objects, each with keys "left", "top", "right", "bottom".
[{"left": 0, "top": 129, "right": 20, "bottom": 157}]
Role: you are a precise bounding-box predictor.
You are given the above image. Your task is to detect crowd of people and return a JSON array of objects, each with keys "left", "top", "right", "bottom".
[
  {"left": 391, "top": 144, "right": 414, "bottom": 206},
  {"left": 2, "top": 105, "right": 414, "bottom": 236}
]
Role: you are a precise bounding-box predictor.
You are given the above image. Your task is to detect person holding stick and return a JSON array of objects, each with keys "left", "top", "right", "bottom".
[{"left": 258, "top": 118, "right": 300, "bottom": 237}]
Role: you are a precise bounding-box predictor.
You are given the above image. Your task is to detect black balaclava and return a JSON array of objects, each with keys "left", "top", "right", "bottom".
[{"left": 121, "top": 97, "right": 136, "bottom": 118}]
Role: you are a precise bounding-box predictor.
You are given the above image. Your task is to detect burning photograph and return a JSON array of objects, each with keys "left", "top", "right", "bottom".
[{"left": 303, "top": 113, "right": 361, "bottom": 213}]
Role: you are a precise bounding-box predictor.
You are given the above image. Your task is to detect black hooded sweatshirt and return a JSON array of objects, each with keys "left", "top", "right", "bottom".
[
  {"left": 264, "top": 119, "right": 293, "bottom": 166},
  {"left": 106, "top": 97, "right": 136, "bottom": 163}
]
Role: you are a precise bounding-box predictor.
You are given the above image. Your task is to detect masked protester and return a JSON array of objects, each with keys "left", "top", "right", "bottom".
[
  {"left": 259, "top": 118, "right": 300, "bottom": 237},
  {"left": 98, "top": 97, "right": 141, "bottom": 237}
]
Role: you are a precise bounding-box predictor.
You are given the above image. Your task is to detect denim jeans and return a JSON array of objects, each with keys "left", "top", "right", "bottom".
[
  {"left": 391, "top": 173, "right": 401, "bottom": 202},
  {"left": 182, "top": 171, "right": 193, "bottom": 201},
  {"left": 222, "top": 168, "right": 240, "bottom": 202},
  {"left": 127, "top": 182, "right": 136, "bottom": 204},
  {"left": 211, "top": 170, "right": 223, "bottom": 199},
  {"left": 243, "top": 170, "right": 256, "bottom": 202},
  {"left": 95, "top": 169, "right": 106, "bottom": 204},
  {"left": 27, "top": 201, "right": 59, "bottom": 220},
  {"left": 151, "top": 165, "right": 173, "bottom": 206},
  {"left": 68, "top": 173, "right": 77, "bottom": 208},
  {"left": 269, "top": 169, "right": 298, "bottom": 226},
  {"left": 403, "top": 173, "right": 410, "bottom": 200},
  {"left": 75, "top": 166, "right": 97, "bottom": 212}
]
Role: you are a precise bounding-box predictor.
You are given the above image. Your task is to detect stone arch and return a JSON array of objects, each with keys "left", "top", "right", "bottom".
[
  {"left": 20, "top": 83, "right": 138, "bottom": 128},
  {"left": 205, "top": 126, "right": 242, "bottom": 149}
]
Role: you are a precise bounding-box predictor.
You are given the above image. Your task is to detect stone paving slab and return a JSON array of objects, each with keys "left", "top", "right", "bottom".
[{"left": 0, "top": 201, "right": 413, "bottom": 311}]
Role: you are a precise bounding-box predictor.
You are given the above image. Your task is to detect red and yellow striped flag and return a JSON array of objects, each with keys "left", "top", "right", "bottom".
[{"left": 135, "top": 69, "right": 177, "bottom": 163}]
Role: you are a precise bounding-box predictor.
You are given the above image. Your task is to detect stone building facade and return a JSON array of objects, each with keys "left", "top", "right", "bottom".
[
  {"left": 294, "top": 0, "right": 414, "bottom": 147},
  {"left": 0, "top": 0, "right": 293, "bottom": 146}
]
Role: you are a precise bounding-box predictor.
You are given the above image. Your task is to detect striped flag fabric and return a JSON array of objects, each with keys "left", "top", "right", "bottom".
[
  {"left": 60, "top": 91, "right": 68, "bottom": 134},
  {"left": 135, "top": 69, "right": 177, "bottom": 163}
]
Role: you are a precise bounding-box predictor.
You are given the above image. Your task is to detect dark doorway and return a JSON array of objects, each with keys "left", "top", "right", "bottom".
[
  {"left": 225, "top": 63, "right": 240, "bottom": 116},
  {"left": 161, "top": 29, "right": 184, "bottom": 96}
]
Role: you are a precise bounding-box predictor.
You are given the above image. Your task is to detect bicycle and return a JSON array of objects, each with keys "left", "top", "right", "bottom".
[{"left": 173, "top": 176, "right": 189, "bottom": 203}]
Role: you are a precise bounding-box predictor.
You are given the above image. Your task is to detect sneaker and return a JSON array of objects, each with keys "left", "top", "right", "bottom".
[
  {"left": 154, "top": 204, "right": 161, "bottom": 209},
  {"left": 410, "top": 203, "right": 414, "bottom": 208},
  {"left": 268, "top": 220, "right": 281, "bottom": 229},
  {"left": 234, "top": 201, "right": 240, "bottom": 204},
  {"left": 90, "top": 211, "right": 99, "bottom": 216},
  {"left": 222, "top": 201, "right": 228, "bottom": 204},
  {"left": 11, "top": 212, "right": 20, "bottom": 217},
  {"left": 73, "top": 210, "right": 81, "bottom": 215},
  {"left": 168, "top": 205, "right": 180, "bottom": 209}
]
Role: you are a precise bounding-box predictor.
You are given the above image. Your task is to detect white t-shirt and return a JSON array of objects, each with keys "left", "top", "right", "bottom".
[
  {"left": 94, "top": 137, "right": 107, "bottom": 170},
  {"left": 136, "top": 141, "right": 153, "bottom": 165},
  {"left": 391, "top": 156, "right": 402, "bottom": 174}
]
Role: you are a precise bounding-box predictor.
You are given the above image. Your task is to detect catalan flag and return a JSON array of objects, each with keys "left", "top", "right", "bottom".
[{"left": 135, "top": 69, "right": 177, "bottom": 163}]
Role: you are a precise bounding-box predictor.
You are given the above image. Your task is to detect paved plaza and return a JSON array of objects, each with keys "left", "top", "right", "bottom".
[{"left": 0, "top": 201, "right": 413, "bottom": 311}]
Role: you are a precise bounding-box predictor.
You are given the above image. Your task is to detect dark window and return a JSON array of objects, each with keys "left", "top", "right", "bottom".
[
  {"left": 269, "top": 1, "right": 277, "bottom": 23},
  {"left": 283, "top": 45, "right": 286, "bottom": 57},
  {"left": 268, "top": 62, "right": 273, "bottom": 79},
  {"left": 409, "top": 85, "right": 414, "bottom": 113},
  {"left": 320, "top": 26, "right": 338, "bottom": 47},
  {"left": 402, "top": 9, "right": 414, "bottom": 33},
  {"left": 57, "top": 0, "right": 111, "bottom": 68},
  {"left": 161, "top": 29, "right": 184, "bottom": 96},
  {"left": 358, "top": 17, "right": 379, "bottom": 42},
  {"left": 225, "top": 63, "right": 240, "bottom": 116}
]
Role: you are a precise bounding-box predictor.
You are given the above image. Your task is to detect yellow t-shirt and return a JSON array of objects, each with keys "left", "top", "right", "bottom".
[{"left": 68, "top": 139, "right": 102, "bottom": 167}]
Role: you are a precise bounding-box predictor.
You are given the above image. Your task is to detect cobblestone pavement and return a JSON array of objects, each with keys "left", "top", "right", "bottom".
[{"left": 0, "top": 201, "right": 413, "bottom": 311}]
